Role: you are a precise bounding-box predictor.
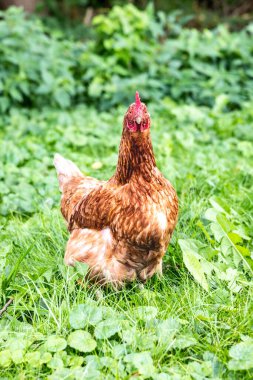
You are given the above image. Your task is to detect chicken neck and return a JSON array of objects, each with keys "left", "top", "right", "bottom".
[{"left": 114, "top": 125, "right": 156, "bottom": 184}]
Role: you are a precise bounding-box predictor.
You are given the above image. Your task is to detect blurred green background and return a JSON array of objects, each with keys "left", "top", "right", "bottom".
[{"left": 0, "top": 0, "right": 253, "bottom": 113}]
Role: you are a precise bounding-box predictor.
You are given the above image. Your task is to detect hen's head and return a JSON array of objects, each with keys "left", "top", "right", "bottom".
[{"left": 125, "top": 92, "right": 150, "bottom": 133}]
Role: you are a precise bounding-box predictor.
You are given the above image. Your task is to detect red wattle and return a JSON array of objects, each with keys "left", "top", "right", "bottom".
[{"left": 140, "top": 122, "right": 149, "bottom": 132}]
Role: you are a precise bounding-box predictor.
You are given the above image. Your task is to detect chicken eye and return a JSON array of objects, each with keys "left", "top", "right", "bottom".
[
  {"left": 140, "top": 122, "right": 149, "bottom": 132},
  {"left": 127, "top": 120, "right": 137, "bottom": 132}
]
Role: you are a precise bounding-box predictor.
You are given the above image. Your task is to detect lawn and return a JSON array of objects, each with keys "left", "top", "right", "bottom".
[{"left": 0, "top": 5, "right": 253, "bottom": 380}]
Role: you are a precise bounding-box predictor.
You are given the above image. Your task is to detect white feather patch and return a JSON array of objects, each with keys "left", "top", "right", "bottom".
[
  {"left": 54, "top": 153, "right": 82, "bottom": 191},
  {"left": 157, "top": 211, "right": 167, "bottom": 231}
]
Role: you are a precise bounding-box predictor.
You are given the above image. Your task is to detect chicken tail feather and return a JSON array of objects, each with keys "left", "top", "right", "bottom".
[{"left": 54, "top": 153, "right": 83, "bottom": 191}]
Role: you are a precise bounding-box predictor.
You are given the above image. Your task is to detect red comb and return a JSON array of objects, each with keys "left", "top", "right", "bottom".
[{"left": 135, "top": 91, "right": 141, "bottom": 111}]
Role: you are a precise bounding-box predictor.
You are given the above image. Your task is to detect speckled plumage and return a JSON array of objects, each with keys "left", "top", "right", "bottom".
[{"left": 54, "top": 93, "right": 178, "bottom": 286}]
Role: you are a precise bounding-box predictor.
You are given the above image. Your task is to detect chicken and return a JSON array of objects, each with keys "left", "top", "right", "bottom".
[{"left": 54, "top": 92, "right": 178, "bottom": 286}]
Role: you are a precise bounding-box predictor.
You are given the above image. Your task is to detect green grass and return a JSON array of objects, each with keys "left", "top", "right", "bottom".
[{"left": 0, "top": 98, "right": 253, "bottom": 379}]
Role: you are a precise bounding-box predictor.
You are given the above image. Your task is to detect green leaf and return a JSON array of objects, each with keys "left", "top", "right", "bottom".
[
  {"left": 48, "top": 368, "right": 76, "bottom": 380},
  {"left": 121, "top": 327, "right": 138, "bottom": 345},
  {"left": 94, "top": 319, "right": 120, "bottom": 339},
  {"left": 156, "top": 317, "right": 180, "bottom": 345},
  {"left": 25, "top": 351, "right": 41, "bottom": 367},
  {"left": 11, "top": 350, "right": 24, "bottom": 364},
  {"left": 40, "top": 352, "right": 52, "bottom": 365},
  {"left": 47, "top": 356, "right": 64, "bottom": 369},
  {"left": 74, "top": 261, "right": 89, "bottom": 276},
  {"left": 210, "top": 222, "right": 224, "bottom": 243},
  {"left": 220, "top": 236, "right": 233, "bottom": 256},
  {"left": 216, "top": 214, "right": 234, "bottom": 233},
  {"left": 69, "top": 304, "right": 103, "bottom": 329},
  {"left": 215, "top": 215, "right": 253, "bottom": 275},
  {"left": 0, "top": 242, "right": 12, "bottom": 272},
  {"left": 228, "top": 339, "right": 253, "bottom": 370},
  {"left": 209, "top": 197, "right": 230, "bottom": 213},
  {"left": 54, "top": 89, "right": 71, "bottom": 108},
  {"left": 204, "top": 207, "right": 219, "bottom": 222},
  {"left": 124, "top": 351, "right": 155, "bottom": 378},
  {"left": 235, "top": 245, "right": 251, "bottom": 257},
  {"left": 187, "top": 360, "right": 213, "bottom": 378},
  {"left": 0, "top": 350, "right": 12, "bottom": 367},
  {"left": 6, "top": 337, "right": 30, "bottom": 351},
  {"left": 68, "top": 355, "right": 84, "bottom": 368},
  {"left": 68, "top": 330, "right": 97, "bottom": 353},
  {"left": 179, "top": 239, "right": 209, "bottom": 291},
  {"left": 228, "top": 232, "right": 242, "bottom": 245},
  {"left": 172, "top": 334, "right": 197, "bottom": 349},
  {"left": 45, "top": 336, "right": 67, "bottom": 352},
  {"left": 134, "top": 306, "right": 158, "bottom": 321},
  {"left": 152, "top": 374, "right": 171, "bottom": 380}
]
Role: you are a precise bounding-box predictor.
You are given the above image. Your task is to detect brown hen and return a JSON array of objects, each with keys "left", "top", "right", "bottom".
[{"left": 54, "top": 92, "right": 178, "bottom": 286}]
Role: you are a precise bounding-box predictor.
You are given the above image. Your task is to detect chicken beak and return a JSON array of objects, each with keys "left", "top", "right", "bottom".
[{"left": 136, "top": 116, "right": 142, "bottom": 124}]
